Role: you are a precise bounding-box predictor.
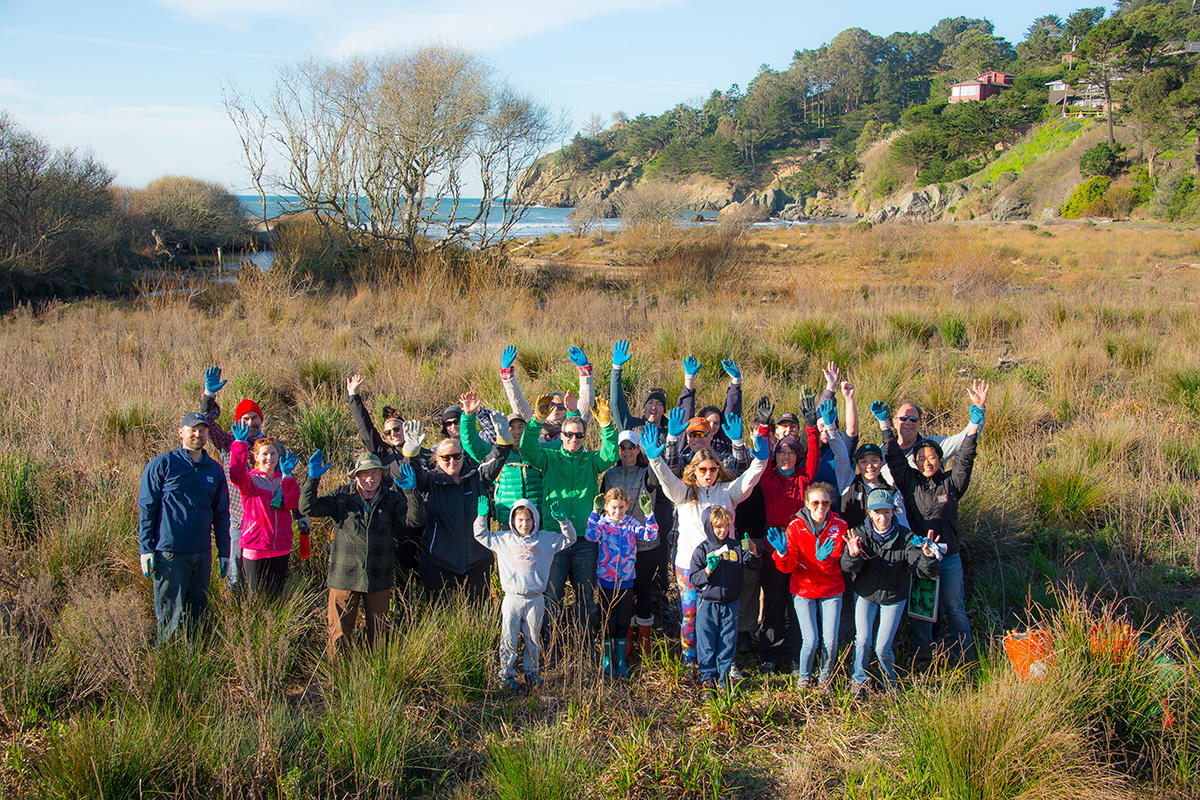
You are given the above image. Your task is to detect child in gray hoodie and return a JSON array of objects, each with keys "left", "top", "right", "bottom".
[{"left": 474, "top": 497, "right": 576, "bottom": 690}]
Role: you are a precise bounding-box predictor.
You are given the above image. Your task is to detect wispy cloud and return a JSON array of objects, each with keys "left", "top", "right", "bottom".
[
  {"left": 0, "top": 77, "right": 36, "bottom": 101},
  {"left": 0, "top": 27, "right": 276, "bottom": 60},
  {"left": 156, "top": 0, "right": 320, "bottom": 27}
]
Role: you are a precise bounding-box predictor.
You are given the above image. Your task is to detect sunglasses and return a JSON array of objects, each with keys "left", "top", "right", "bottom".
[
  {"left": 562, "top": 431, "right": 585, "bottom": 440},
  {"left": 809, "top": 499, "right": 832, "bottom": 507},
  {"left": 438, "top": 453, "right": 464, "bottom": 462},
  {"left": 548, "top": 402, "right": 566, "bottom": 411},
  {"left": 618, "top": 443, "right": 637, "bottom": 450},
  {"left": 383, "top": 427, "right": 403, "bottom": 436},
  {"left": 897, "top": 415, "right": 920, "bottom": 422},
  {"left": 696, "top": 465, "right": 719, "bottom": 474},
  {"left": 687, "top": 431, "right": 708, "bottom": 438},
  {"left": 254, "top": 436, "right": 276, "bottom": 445}
]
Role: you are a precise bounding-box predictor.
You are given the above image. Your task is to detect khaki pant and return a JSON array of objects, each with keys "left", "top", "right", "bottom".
[{"left": 326, "top": 588, "right": 390, "bottom": 660}]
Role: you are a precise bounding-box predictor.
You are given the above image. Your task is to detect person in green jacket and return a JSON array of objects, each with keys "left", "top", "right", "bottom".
[
  {"left": 460, "top": 390, "right": 546, "bottom": 526},
  {"left": 518, "top": 394, "right": 618, "bottom": 634}
]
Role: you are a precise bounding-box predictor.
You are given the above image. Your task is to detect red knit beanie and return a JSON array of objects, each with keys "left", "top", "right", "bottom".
[{"left": 234, "top": 398, "right": 264, "bottom": 421}]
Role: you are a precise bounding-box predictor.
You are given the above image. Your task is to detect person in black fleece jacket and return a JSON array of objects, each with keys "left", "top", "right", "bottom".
[{"left": 689, "top": 506, "right": 759, "bottom": 689}]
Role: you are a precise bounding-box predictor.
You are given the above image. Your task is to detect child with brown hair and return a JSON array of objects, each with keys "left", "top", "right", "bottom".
[{"left": 229, "top": 424, "right": 301, "bottom": 597}]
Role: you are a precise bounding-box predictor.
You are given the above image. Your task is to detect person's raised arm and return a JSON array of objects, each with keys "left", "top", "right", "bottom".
[
  {"left": 949, "top": 396, "right": 984, "bottom": 497},
  {"left": 609, "top": 339, "right": 637, "bottom": 432},
  {"left": 568, "top": 346, "right": 595, "bottom": 426},
  {"left": 400, "top": 420, "right": 432, "bottom": 492},
  {"left": 458, "top": 391, "right": 491, "bottom": 464},
  {"left": 721, "top": 358, "right": 743, "bottom": 421},
  {"left": 299, "top": 450, "right": 341, "bottom": 519},
  {"left": 594, "top": 397, "right": 619, "bottom": 462},
  {"left": 200, "top": 365, "right": 234, "bottom": 453},
  {"left": 280, "top": 451, "right": 301, "bottom": 511},
  {"left": 729, "top": 434, "right": 769, "bottom": 503},
  {"left": 842, "top": 379, "right": 859, "bottom": 439},
  {"left": 643, "top": 433, "right": 688, "bottom": 505},
  {"left": 227, "top": 425, "right": 257, "bottom": 492},
  {"left": 677, "top": 356, "right": 701, "bottom": 419},
  {"left": 395, "top": 464, "right": 425, "bottom": 528},
  {"left": 941, "top": 378, "right": 989, "bottom": 463},
  {"left": 499, "top": 345, "right": 534, "bottom": 421},
  {"left": 516, "top": 414, "right": 550, "bottom": 471},
  {"left": 876, "top": 402, "right": 918, "bottom": 493},
  {"left": 818, "top": 361, "right": 839, "bottom": 408},
  {"left": 346, "top": 373, "right": 386, "bottom": 453}
]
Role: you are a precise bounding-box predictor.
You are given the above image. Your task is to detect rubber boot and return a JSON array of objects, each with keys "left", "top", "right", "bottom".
[
  {"left": 601, "top": 638, "right": 617, "bottom": 677},
  {"left": 637, "top": 624, "right": 652, "bottom": 659},
  {"left": 615, "top": 638, "right": 631, "bottom": 677},
  {"left": 624, "top": 626, "right": 636, "bottom": 662}
]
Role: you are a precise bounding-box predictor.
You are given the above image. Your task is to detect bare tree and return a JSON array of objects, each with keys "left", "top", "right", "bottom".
[
  {"left": 221, "top": 87, "right": 272, "bottom": 242},
  {"left": 583, "top": 114, "right": 606, "bottom": 137},
  {"left": 228, "top": 45, "right": 563, "bottom": 257}
]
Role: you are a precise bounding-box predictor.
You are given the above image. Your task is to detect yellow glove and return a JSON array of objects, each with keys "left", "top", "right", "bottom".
[
  {"left": 535, "top": 393, "right": 553, "bottom": 422},
  {"left": 593, "top": 396, "right": 612, "bottom": 427}
]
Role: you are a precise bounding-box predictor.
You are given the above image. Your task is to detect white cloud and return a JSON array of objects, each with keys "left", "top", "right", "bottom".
[
  {"left": 156, "top": 0, "right": 320, "bottom": 26},
  {"left": 0, "top": 77, "right": 35, "bottom": 101}
]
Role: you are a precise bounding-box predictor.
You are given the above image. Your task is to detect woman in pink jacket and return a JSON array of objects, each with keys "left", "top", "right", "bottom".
[{"left": 229, "top": 423, "right": 301, "bottom": 597}]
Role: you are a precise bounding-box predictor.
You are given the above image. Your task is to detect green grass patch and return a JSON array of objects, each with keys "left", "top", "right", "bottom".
[{"left": 976, "top": 118, "right": 1093, "bottom": 185}]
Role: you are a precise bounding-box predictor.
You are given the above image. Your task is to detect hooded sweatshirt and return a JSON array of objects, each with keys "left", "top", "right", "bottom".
[
  {"left": 228, "top": 439, "right": 300, "bottom": 558},
  {"left": 773, "top": 507, "right": 849, "bottom": 599},
  {"left": 473, "top": 499, "right": 577, "bottom": 596},
  {"left": 688, "top": 506, "right": 760, "bottom": 603}
]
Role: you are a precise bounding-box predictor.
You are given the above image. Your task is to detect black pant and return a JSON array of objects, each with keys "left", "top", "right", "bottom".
[
  {"left": 760, "top": 554, "right": 798, "bottom": 664},
  {"left": 242, "top": 554, "right": 289, "bottom": 599},
  {"left": 419, "top": 558, "right": 492, "bottom": 603},
  {"left": 597, "top": 586, "right": 634, "bottom": 640},
  {"left": 634, "top": 545, "right": 665, "bottom": 624}
]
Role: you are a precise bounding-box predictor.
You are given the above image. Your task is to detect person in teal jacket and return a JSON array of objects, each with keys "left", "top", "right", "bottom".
[{"left": 517, "top": 394, "right": 618, "bottom": 634}]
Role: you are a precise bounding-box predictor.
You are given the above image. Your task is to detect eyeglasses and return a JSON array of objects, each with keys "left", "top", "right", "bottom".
[
  {"left": 254, "top": 436, "right": 276, "bottom": 445},
  {"left": 897, "top": 415, "right": 920, "bottom": 422},
  {"left": 618, "top": 443, "right": 637, "bottom": 450},
  {"left": 438, "top": 453, "right": 464, "bottom": 462},
  {"left": 548, "top": 402, "right": 566, "bottom": 411},
  {"left": 696, "top": 466, "right": 719, "bottom": 474},
  {"left": 687, "top": 431, "right": 708, "bottom": 438},
  {"left": 562, "top": 431, "right": 585, "bottom": 440},
  {"left": 809, "top": 499, "right": 831, "bottom": 508},
  {"left": 383, "top": 427, "right": 403, "bottom": 436}
]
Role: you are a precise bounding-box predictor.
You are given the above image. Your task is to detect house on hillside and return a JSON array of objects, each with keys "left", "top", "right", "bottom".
[
  {"left": 948, "top": 71, "right": 1013, "bottom": 103},
  {"left": 1048, "top": 79, "right": 1113, "bottom": 117}
]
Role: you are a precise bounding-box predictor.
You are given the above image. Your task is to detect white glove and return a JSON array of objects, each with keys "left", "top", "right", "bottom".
[
  {"left": 491, "top": 410, "right": 513, "bottom": 445},
  {"left": 140, "top": 552, "right": 154, "bottom": 577},
  {"left": 401, "top": 419, "right": 425, "bottom": 457}
]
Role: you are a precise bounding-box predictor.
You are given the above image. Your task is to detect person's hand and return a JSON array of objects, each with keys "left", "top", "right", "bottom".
[
  {"left": 308, "top": 450, "right": 332, "bottom": 479},
  {"left": 721, "top": 358, "right": 741, "bottom": 382},
  {"left": 564, "top": 389, "right": 578, "bottom": 413},
  {"left": 816, "top": 534, "right": 838, "bottom": 561},
  {"left": 535, "top": 393, "right": 554, "bottom": 422},
  {"left": 967, "top": 378, "right": 989, "bottom": 410},
  {"left": 755, "top": 395, "right": 774, "bottom": 427},
  {"left": 666, "top": 406, "right": 687, "bottom": 438},
  {"left": 722, "top": 413, "right": 743, "bottom": 442},
  {"left": 401, "top": 420, "right": 424, "bottom": 457},
  {"left": 491, "top": 410, "right": 513, "bottom": 446},
  {"left": 280, "top": 451, "right": 298, "bottom": 475},
  {"left": 593, "top": 494, "right": 605, "bottom": 515},
  {"left": 765, "top": 527, "right": 787, "bottom": 555},
  {"left": 140, "top": 552, "right": 154, "bottom": 577},
  {"left": 593, "top": 395, "right": 612, "bottom": 426},
  {"left": 500, "top": 345, "right": 517, "bottom": 372},
  {"left": 638, "top": 492, "right": 653, "bottom": 516},
  {"left": 460, "top": 390, "right": 481, "bottom": 416},
  {"left": 921, "top": 533, "right": 942, "bottom": 560},
  {"left": 846, "top": 532, "right": 862, "bottom": 558},
  {"left": 751, "top": 433, "right": 769, "bottom": 461},
  {"left": 477, "top": 495, "right": 489, "bottom": 518},
  {"left": 705, "top": 552, "right": 720, "bottom": 572},
  {"left": 347, "top": 373, "right": 364, "bottom": 396},
  {"left": 682, "top": 356, "right": 701, "bottom": 377},
  {"left": 568, "top": 346, "right": 590, "bottom": 373},
  {"left": 742, "top": 535, "right": 758, "bottom": 557},
  {"left": 822, "top": 361, "right": 840, "bottom": 392},
  {"left": 204, "top": 365, "right": 227, "bottom": 394},
  {"left": 397, "top": 462, "right": 416, "bottom": 491},
  {"left": 818, "top": 398, "right": 837, "bottom": 429},
  {"left": 969, "top": 404, "right": 985, "bottom": 425},
  {"left": 642, "top": 435, "right": 664, "bottom": 461},
  {"left": 870, "top": 401, "right": 889, "bottom": 422},
  {"left": 296, "top": 516, "right": 310, "bottom": 536},
  {"left": 841, "top": 380, "right": 855, "bottom": 400},
  {"left": 231, "top": 422, "right": 251, "bottom": 442},
  {"left": 549, "top": 500, "right": 565, "bottom": 521},
  {"left": 800, "top": 389, "right": 817, "bottom": 427},
  {"left": 612, "top": 339, "right": 632, "bottom": 368},
  {"left": 219, "top": 557, "right": 229, "bottom": 579}
]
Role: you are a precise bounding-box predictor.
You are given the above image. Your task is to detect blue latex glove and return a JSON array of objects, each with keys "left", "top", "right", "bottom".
[
  {"left": 765, "top": 527, "right": 787, "bottom": 555},
  {"left": 969, "top": 404, "right": 985, "bottom": 425},
  {"left": 280, "top": 451, "right": 298, "bottom": 475},
  {"left": 308, "top": 450, "right": 332, "bottom": 479},
  {"left": 568, "top": 346, "right": 589, "bottom": 368},
  {"left": 721, "top": 358, "right": 740, "bottom": 380},
  {"left": 397, "top": 462, "right": 416, "bottom": 490},
  {"left": 612, "top": 339, "right": 632, "bottom": 367},
  {"left": 204, "top": 365, "right": 227, "bottom": 394},
  {"left": 219, "top": 557, "right": 229, "bottom": 579},
  {"left": 818, "top": 399, "right": 837, "bottom": 429},
  {"left": 477, "top": 495, "right": 489, "bottom": 518},
  {"left": 705, "top": 552, "right": 720, "bottom": 571},
  {"left": 682, "top": 356, "right": 701, "bottom": 376},
  {"left": 815, "top": 534, "right": 838, "bottom": 561},
  {"left": 870, "top": 401, "right": 890, "bottom": 422},
  {"left": 231, "top": 422, "right": 251, "bottom": 443},
  {"left": 642, "top": 434, "right": 665, "bottom": 461},
  {"left": 722, "top": 412, "right": 743, "bottom": 442},
  {"left": 550, "top": 500, "right": 565, "bottom": 521},
  {"left": 666, "top": 405, "right": 687, "bottom": 438},
  {"left": 500, "top": 345, "right": 517, "bottom": 370},
  {"left": 750, "top": 433, "right": 769, "bottom": 461}
]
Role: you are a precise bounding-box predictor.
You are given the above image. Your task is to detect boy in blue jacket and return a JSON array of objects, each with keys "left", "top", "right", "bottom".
[{"left": 689, "top": 505, "right": 759, "bottom": 694}]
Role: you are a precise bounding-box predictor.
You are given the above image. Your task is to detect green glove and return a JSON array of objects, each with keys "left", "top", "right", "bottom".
[
  {"left": 593, "top": 494, "right": 605, "bottom": 515},
  {"left": 549, "top": 500, "right": 565, "bottom": 521},
  {"left": 705, "top": 552, "right": 720, "bottom": 571},
  {"left": 477, "top": 495, "right": 489, "bottom": 518},
  {"left": 638, "top": 492, "right": 653, "bottom": 516}
]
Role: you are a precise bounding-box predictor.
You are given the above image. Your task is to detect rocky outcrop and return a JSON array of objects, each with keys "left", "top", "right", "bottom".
[
  {"left": 991, "top": 194, "right": 1031, "bottom": 221},
  {"left": 718, "top": 187, "right": 794, "bottom": 220},
  {"left": 864, "top": 183, "right": 968, "bottom": 224}
]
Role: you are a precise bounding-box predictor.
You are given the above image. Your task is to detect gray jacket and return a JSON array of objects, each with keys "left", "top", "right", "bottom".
[{"left": 473, "top": 498, "right": 576, "bottom": 596}]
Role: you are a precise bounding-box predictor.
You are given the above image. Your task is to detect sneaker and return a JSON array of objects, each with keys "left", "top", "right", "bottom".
[
  {"left": 700, "top": 679, "right": 718, "bottom": 701},
  {"left": 728, "top": 664, "right": 743, "bottom": 682},
  {"left": 795, "top": 675, "right": 812, "bottom": 692},
  {"left": 851, "top": 681, "right": 870, "bottom": 700},
  {"left": 502, "top": 676, "right": 522, "bottom": 693}
]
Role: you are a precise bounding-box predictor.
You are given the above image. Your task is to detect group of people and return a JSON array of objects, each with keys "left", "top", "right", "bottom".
[{"left": 136, "top": 342, "right": 987, "bottom": 696}]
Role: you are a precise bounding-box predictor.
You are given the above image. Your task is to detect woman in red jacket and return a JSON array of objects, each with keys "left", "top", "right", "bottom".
[{"left": 765, "top": 481, "right": 847, "bottom": 687}]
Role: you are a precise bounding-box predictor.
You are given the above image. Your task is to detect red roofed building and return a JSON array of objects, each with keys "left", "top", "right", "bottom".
[{"left": 949, "top": 71, "right": 1014, "bottom": 103}]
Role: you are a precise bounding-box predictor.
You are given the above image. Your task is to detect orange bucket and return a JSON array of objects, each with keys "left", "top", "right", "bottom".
[
  {"left": 1088, "top": 622, "right": 1137, "bottom": 665},
  {"left": 1003, "top": 630, "right": 1055, "bottom": 681}
]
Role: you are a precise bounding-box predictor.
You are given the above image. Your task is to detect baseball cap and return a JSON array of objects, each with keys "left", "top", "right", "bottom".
[
  {"left": 866, "top": 488, "right": 894, "bottom": 511},
  {"left": 180, "top": 412, "right": 209, "bottom": 428}
]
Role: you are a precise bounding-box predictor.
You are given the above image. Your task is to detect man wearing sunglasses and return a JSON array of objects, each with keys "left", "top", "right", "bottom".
[{"left": 881, "top": 378, "right": 988, "bottom": 484}]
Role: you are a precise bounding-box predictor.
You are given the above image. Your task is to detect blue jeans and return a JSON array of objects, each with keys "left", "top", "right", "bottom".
[
  {"left": 696, "top": 598, "right": 739, "bottom": 681},
  {"left": 545, "top": 539, "right": 598, "bottom": 633},
  {"left": 226, "top": 518, "right": 242, "bottom": 588},
  {"left": 853, "top": 596, "right": 906, "bottom": 686},
  {"left": 794, "top": 593, "right": 842, "bottom": 682},
  {"left": 152, "top": 550, "right": 212, "bottom": 642},
  {"left": 910, "top": 552, "right": 972, "bottom": 663}
]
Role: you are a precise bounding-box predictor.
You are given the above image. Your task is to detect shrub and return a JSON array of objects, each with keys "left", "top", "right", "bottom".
[
  {"left": 130, "top": 175, "right": 249, "bottom": 253},
  {"left": 1032, "top": 453, "right": 1111, "bottom": 526},
  {"left": 486, "top": 725, "right": 592, "bottom": 800},
  {"left": 1079, "top": 142, "right": 1126, "bottom": 179},
  {"left": 293, "top": 399, "right": 355, "bottom": 468},
  {"left": 0, "top": 453, "right": 39, "bottom": 543},
  {"left": 1061, "top": 176, "right": 1112, "bottom": 219},
  {"left": 1150, "top": 172, "right": 1200, "bottom": 222},
  {"left": 936, "top": 314, "right": 968, "bottom": 348}
]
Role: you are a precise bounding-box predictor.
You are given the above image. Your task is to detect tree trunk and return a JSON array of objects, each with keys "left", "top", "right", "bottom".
[
  {"left": 1194, "top": 129, "right": 1200, "bottom": 179},
  {"left": 1104, "top": 79, "right": 1114, "bottom": 148}
]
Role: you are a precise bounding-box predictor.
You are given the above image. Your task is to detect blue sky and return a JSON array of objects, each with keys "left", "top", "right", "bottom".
[{"left": 1, "top": 0, "right": 1112, "bottom": 192}]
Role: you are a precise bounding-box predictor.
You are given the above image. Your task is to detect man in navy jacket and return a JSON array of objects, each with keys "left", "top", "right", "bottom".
[{"left": 138, "top": 412, "right": 231, "bottom": 641}]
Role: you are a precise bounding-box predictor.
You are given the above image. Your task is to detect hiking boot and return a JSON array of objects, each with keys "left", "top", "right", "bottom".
[{"left": 502, "top": 676, "right": 522, "bottom": 693}]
